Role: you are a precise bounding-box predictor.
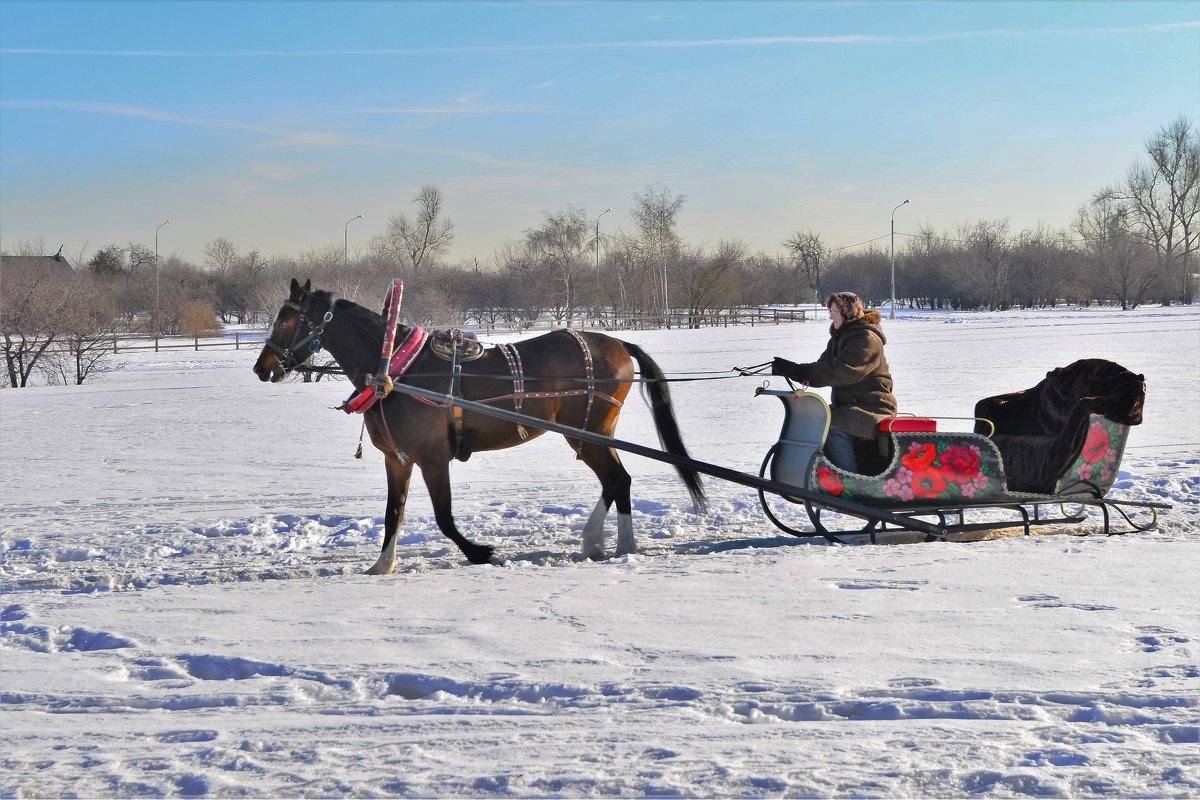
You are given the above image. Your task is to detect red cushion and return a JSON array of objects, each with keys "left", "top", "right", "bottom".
[{"left": 879, "top": 417, "right": 937, "bottom": 432}]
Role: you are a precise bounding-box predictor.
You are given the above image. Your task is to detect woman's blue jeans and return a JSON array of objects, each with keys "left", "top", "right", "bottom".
[{"left": 824, "top": 428, "right": 858, "bottom": 473}]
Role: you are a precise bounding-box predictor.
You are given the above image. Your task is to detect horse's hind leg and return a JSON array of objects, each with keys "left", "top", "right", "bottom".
[
  {"left": 575, "top": 441, "right": 634, "bottom": 557},
  {"left": 580, "top": 497, "right": 610, "bottom": 560},
  {"left": 367, "top": 453, "right": 413, "bottom": 575},
  {"left": 421, "top": 461, "right": 495, "bottom": 565}
]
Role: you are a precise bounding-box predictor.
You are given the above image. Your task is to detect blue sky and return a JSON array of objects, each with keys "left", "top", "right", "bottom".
[{"left": 2, "top": 1, "right": 1197, "bottom": 266}]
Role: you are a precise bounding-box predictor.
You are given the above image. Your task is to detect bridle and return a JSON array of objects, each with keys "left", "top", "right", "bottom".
[{"left": 264, "top": 293, "right": 335, "bottom": 375}]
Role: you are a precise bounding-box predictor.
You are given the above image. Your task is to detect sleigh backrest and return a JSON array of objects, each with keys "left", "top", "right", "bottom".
[
  {"left": 975, "top": 358, "right": 1144, "bottom": 494},
  {"left": 759, "top": 388, "right": 831, "bottom": 488}
]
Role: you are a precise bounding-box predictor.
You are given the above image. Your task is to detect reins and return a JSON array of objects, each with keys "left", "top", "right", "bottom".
[{"left": 298, "top": 364, "right": 761, "bottom": 385}]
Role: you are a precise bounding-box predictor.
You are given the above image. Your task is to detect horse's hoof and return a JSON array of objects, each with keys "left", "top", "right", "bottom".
[
  {"left": 365, "top": 562, "right": 395, "bottom": 576},
  {"left": 466, "top": 545, "right": 494, "bottom": 565}
]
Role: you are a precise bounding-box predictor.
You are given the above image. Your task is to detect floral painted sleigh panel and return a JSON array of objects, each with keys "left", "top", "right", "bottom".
[
  {"left": 1052, "top": 415, "right": 1131, "bottom": 498},
  {"left": 807, "top": 431, "right": 1016, "bottom": 505},
  {"left": 805, "top": 415, "right": 1131, "bottom": 506}
]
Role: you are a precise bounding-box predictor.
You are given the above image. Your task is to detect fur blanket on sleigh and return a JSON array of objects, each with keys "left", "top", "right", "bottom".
[{"left": 973, "top": 359, "right": 1145, "bottom": 494}]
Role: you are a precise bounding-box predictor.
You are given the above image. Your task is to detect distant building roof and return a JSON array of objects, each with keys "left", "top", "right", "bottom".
[{"left": 0, "top": 247, "right": 76, "bottom": 279}]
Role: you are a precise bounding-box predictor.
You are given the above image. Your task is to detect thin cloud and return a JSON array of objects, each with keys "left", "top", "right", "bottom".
[
  {"left": 2, "top": 100, "right": 278, "bottom": 134},
  {"left": 352, "top": 105, "right": 535, "bottom": 115},
  {"left": 0, "top": 100, "right": 594, "bottom": 175},
  {"left": 2, "top": 21, "right": 1195, "bottom": 57}
]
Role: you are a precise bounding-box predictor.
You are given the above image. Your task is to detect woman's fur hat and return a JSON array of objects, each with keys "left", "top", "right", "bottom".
[{"left": 825, "top": 291, "right": 865, "bottom": 321}]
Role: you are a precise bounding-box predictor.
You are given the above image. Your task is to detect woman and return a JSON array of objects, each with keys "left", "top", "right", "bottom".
[{"left": 771, "top": 291, "right": 897, "bottom": 473}]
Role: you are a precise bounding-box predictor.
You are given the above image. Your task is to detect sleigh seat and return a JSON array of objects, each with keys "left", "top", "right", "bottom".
[{"left": 973, "top": 359, "right": 1144, "bottom": 496}]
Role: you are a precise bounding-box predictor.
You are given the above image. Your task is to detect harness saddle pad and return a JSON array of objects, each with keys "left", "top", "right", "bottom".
[{"left": 429, "top": 329, "right": 486, "bottom": 362}]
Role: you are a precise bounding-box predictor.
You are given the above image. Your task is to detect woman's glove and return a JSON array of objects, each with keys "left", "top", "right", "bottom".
[{"left": 771, "top": 357, "right": 800, "bottom": 377}]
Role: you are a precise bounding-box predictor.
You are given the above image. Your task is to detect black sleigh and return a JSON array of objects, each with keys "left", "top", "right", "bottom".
[{"left": 757, "top": 359, "right": 1169, "bottom": 542}]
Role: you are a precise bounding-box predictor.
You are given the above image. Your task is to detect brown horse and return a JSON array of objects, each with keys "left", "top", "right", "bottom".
[{"left": 253, "top": 279, "right": 706, "bottom": 572}]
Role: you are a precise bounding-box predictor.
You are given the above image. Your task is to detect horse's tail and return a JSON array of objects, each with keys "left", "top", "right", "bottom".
[{"left": 623, "top": 342, "right": 707, "bottom": 513}]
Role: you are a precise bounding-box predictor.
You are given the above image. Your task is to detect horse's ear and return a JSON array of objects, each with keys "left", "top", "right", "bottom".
[
  {"left": 302, "top": 278, "right": 311, "bottom": 293},
  {"left": 289, "top": 278, "right": 303, "bottom": 300}
]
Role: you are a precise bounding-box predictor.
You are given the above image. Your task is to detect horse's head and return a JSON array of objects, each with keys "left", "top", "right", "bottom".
[{"left": 253, "top": 278, "right": 334, "bottom": 382}]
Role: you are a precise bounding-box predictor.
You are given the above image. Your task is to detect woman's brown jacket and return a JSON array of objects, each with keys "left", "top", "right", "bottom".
[{"left": 774, "top": 309, "right": 897, "bottom": 439}]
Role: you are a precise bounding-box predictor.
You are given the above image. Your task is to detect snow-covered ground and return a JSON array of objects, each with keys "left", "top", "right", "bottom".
[{"left": 2, "top": 304, "right": 1198, "bottom": 798}]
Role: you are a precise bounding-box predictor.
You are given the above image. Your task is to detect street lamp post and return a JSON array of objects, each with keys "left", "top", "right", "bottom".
[
  {"left": 593, "top": 208, "right": 611, "bottom": 325},
  {"left": 890, "top": 199, "right": 909, "bottom": 320},
  {"left": 344, "top": 214, "right": 363, "bottom": 267},
  {"left": 155, "top": 219, "right": 170, "bottom": 324}
]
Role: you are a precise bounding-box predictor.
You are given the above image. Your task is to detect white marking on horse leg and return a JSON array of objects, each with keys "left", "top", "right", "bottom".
[
  {"left": 580, "top": 499, "right": 608, "bottom": 559},
  {"left": 615, "top": 512, "right": 636, "bottom": 556},
  {"left": 365, "top": 537, "right": 398, "bottom": 575}
]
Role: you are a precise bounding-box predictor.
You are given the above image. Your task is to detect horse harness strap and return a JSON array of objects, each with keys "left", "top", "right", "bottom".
[
  {"left": 448, "top": 330, "right": 469, "bottom": 460},
  {"left": 496, "top": 342, "right": 530, "bottom": 439},
  {"left": 422, "top": 331, "right": 623, "bottom": 457},
  {"left": 268, "top": 295, "right": 334, "bottom": 372},
  {"left": 566, "top": 329, "right": 597, "bottom": 442}
]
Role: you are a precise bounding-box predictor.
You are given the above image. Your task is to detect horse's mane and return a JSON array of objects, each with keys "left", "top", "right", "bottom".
[
  {"left": 318, "top": 290, "right": 385, "bottom": 331},
  {"left": 310, "top": 290, "right": 389, "bottom": 368}
]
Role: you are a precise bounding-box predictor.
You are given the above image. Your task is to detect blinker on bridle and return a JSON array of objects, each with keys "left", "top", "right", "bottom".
[{"left": 265, "top": 293, "right": 335, "bottom": 373}]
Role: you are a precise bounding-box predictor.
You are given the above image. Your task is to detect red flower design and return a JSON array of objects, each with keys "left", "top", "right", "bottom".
[
  {"left": 940, "top": 445, "right": 981, "bottom": 483},
  {"left": 902, "top": 443, "right": 937, "bottom": 470},
  {"left": 817, "top": 466, "right": 844, "bottom": 496},
  {"left": 911, "top": 467, "right": 946, "bottom": 499},
  {"left": 1082, "top": 423, "right": 1111, "bottom": 463}
]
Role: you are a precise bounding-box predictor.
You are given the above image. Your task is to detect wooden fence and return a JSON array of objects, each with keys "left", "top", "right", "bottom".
[
  {"left": 474, "top": 307, "right": 807, "bottom": 333},
  {"left": 101, "top": 332, "right": 267, "bottom": 353},
  {"left": 15, "top": 308, "right": 808, "bottom": 356}
]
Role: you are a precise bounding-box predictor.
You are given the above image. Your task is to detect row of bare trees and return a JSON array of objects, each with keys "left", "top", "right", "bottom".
[
  {"left": 3, "top": 117, "right": 1196, "bottom": 386},
  {"left": 1, "top": 269, "right": 121, "bottom": 387},
  {"left": 791, "top": 117, "right": 1197, "bottom": 311}
]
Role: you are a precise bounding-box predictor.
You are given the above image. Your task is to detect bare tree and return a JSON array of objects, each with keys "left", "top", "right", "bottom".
[
  {"left": 679, "top": 239, "right": 746, "bottom": 327},
  {"left": 127, "top": 242, "right": 155, "bottom": 276},
  {"left": 464, "top": 266, "right": 513, "bottom": 330},
  {"left": 782, "top": 229, "right": 828, "bottom": 304},
  {"left": 902, "top": 226, "right": 959, "bottom": 309},
  {"left": 203, "top": 237, "right": 239, "bottom": 274},
  {"left": 153, "top": 256, "right": 214, "bottom": 335},
  {"left": 956, "top": 218, "right": 1013, "bottom": 310},
  {"left": 494, "top": 239, "right": 548, "bottom": 330},
  {"left": 371, "top": 185, "right": 455, "bottom": 274},
  {"left": 524, "top": 207, "right": 589, "bottom": 326},
  {"left": 734, "top": 252, "right": 789, "bottom": 308},
  {"left": 824, "top": 247, "right": 891, "bottom": 307},
  {"left": 1, "top": 264, "right": 77, "bottom": 387},
  {"left": 1103, "top": 117, "right": 1200, "bottom": 303},
  {"left": 630, "top": 184, "right": 685, "bottom": 323},
  {"left": 1010, "top": 225, "right": 1072, "bottom": 308},
  {"left": 1075, "top": 195, "right": 1159, "bottom": 309},
  {"left": 46, "top": 274, "right": 122, "bottom": 385}
]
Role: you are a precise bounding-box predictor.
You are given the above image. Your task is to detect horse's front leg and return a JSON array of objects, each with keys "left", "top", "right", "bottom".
[
  {"left": 421, "top": 460, "right": 495, "bottom": 565},
  {"left": 366, "top": 453, "right": 413, "bottom": 575}
]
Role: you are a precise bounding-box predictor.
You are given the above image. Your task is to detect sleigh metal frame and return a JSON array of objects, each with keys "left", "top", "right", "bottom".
[{"left": 755, "top": 388, "right": 1168, "bottom": 543}]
